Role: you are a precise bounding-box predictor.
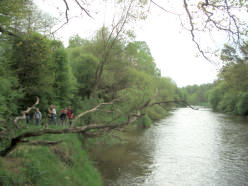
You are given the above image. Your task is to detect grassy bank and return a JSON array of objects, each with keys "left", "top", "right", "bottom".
[{"left": 0, "top": 131, "right": 102, "bottom": 186}]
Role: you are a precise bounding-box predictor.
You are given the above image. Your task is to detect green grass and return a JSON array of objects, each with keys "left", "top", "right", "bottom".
[{"left": 0, "top": 130, "right": 102, "bottom": 186}]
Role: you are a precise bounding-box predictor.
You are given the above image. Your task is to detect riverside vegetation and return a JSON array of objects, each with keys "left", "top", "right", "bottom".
[
  {"left": 181, "top": 43, "right": 248, "bottom": 116},
  {"left": 1, "top": 0, "right": 248, "bottom": 185},
  {"left": 0, "top": 1, "right": 181, "bottom": 185}
]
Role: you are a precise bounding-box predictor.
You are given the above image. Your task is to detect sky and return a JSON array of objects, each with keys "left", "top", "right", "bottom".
[{"left": 36, "top": 0, "right": 223, "bottom": 87}]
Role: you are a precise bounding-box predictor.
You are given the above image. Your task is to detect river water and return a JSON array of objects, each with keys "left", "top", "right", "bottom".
[{"left": 96, "top": 108, "right": 248, "bottom": 186}]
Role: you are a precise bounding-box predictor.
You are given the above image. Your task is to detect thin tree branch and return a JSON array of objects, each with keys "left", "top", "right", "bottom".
[
  {"left": 70, "top": 98, "right": 119, "bottom": 128},
  {"left": 73, "top": 0, "right": 93, "bottom": 19},
  {"left": 63, "top": 0, "right": 70, "bottom": 23},
  {"left": 224, "top": 0, "right": 240, "bottom": 42},
  {"left": 150, "top": 0, "right": 181, "bottom": 16},
  {"left": 183, "top": 0, "right": 214, "bottom": 63},
  {"left": 14, "top": 97, "right": 40, "bottom": 126},
  {"left": 149, "top": 100, "right": 198, "bottom": 110},
  {"left": 20, "top": 139, "right": 64, "bottom": 146}
]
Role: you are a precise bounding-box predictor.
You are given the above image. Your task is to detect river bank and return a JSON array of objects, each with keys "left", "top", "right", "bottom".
[{"left": 0, "top": 133, "right": 102, "bottom": 186}]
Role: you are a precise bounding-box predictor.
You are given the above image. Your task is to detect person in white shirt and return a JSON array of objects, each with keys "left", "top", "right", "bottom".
[{"left": 51, "top": 104, "right": 57, "bottom": 125}]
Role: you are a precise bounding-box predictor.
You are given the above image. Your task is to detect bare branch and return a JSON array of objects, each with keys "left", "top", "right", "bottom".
[
  {"left": 70, "top": 98, "right": 119, "bottom": 128},
  {"left": 63, "top": 0, "right": 70, "bottom": 23},
  {"left": 224, "top": 0, "right": 240, "bottom": 42},
  {"left": 50, "top": 15, "right": 78, "bottom": 35},
  {"left": 149, "top": 100, "right": 198, "bottom": 110},
  {"left": 14, "top": 97, "right": 40, "bottom": 126},
  {"left": 21, "top": 139, "right": 64, "bottom": 146},
  {"left": 183, "top": 0, "right": 214, "bottom": 63},
  {"left": 73, "top": 0, "right": 93, "bottom": 19},
  {"left": 150, "top": 0, "right": 181, "bottom": 16}
]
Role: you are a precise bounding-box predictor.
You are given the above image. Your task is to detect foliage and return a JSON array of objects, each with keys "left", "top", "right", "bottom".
[
  {"left": 236, "top": 92, "right": 248, "bottom": 115},
  {"left": 51, "top": 45, "right": 76, "bottom": 108},
  {"left": 0, "top": 1, "right": 183, "bottom": 185},
  {"left": 180, "top": 84, "right": 212, "bottom": 106},
  {"left": 9, "top": 32, "right": 55, "bottom": 112},
  {"left": 208, "top": 42, "right": 248, "bottom": 115},
  {"left": 0, "top": 0, "right": 53, "bottom": 36}
]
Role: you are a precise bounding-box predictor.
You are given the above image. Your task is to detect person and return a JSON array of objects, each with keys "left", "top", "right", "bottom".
[
  {"left": 25, "top": 113, "right": 30, "bottom": 124},
  {"left": 67, "top": 106, "right": 74, "bottom": 126},
  {"left": 59, "top": 108, "right": 67, "bottom": 126},
  {"left": 51, "top": 104, "right": 57, "bottom": 125},
  {"left": 34, "top": 108, "right": 42, "bottom": 125},
  {"left": 48, "top": 105, "right": 53, "bottom": 125}
]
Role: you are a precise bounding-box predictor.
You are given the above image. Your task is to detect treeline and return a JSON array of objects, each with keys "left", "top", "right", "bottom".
[
  {"left": 0, "top": 1, "right": 180, "bottom": 126},
  {"left": 180, "top": 84, "right": 212, "bottom": 106},
  {"left": 180, "top": 43, "right": 248, "bottom": 116}
]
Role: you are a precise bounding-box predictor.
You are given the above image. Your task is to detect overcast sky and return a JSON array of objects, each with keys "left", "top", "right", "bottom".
[{"left": 36, "top": 0, "right": 223, "bottom": 87}]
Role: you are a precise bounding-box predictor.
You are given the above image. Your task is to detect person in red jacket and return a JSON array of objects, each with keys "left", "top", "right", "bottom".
[{"left": 67, "top": 106, "right": 74, "bottom": 126}]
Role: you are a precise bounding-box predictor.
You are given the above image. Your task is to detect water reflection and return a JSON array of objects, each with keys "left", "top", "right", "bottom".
[{"left": 96, "top": 108, "right": 248, "bottom": 186}]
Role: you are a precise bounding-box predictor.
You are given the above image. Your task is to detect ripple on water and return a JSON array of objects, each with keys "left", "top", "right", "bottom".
[{"left": 99, "top": 108, "right": 248, "bottom": 186}]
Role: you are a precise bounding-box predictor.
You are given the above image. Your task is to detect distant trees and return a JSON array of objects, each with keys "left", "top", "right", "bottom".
[
  {"left": 181, "top": 42, "right": 248, "bottom": 116},
  {"left": 181, "top": 84, "right": 212, "bottom": 106}
]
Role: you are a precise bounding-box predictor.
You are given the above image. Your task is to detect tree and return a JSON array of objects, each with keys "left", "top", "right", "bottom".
[
  {"left": 208, "top": 41, "right": 248, "bottom": 114},
  {"left": 52, "top": 43, "right": 75, "bottom": 107},
  {"left": 9, "top": 32, "right": 55, "bottom": 111},
  {"left": 125, "top": 41, "right": 161, "bottom": 77},
  {"left": 0, "top": 54, "right": 23, "bottom": 119},
  {"left": 70, "top": 51, "right": 98, "bottom": 99},
  {"left": 68, "top": 34, "right": 87, "bottom": 48},
  {"left": 0, "top": 0, "right": 53, "bottom": 37},
  {"left": 208, "top": 81, "right": 227, "bottom": 111},
  {"left": 0, "top": 0, "right": 31, "bottom": 36}
]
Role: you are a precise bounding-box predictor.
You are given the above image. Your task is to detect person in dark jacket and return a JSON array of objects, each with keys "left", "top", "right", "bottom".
[{"left": 59, "top": 108, "right": 67, "bottom": 126}]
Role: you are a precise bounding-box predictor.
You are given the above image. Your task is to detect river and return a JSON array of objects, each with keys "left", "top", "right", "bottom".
[{"left": 95, "top": 108, "right": 248, "bottom": 186}]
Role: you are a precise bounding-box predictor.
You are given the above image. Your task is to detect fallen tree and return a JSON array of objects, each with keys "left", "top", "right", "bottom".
[{"left": 0, "top": 92, "right": 197, "bottom": 157}]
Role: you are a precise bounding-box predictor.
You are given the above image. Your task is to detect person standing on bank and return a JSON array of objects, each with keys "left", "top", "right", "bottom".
[
  {"left": 25, "top": 113, "right": 30, "bottom": 124},
  {"left": 48, "top": 105, "right": 53, "bottom": 125},
  {"left": 59, "top": 107, "right": 67, "bottom": 126},
  {"left": 34, "top": 108, "right": 42, "bottom": 125},
  {"left": 67, "top": 106, "right": 74, "bottom": 126},
  {"left": 51, "top": 104, "right": 57, "bottom": 125}
]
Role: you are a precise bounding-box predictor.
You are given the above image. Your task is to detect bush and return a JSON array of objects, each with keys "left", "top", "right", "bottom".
[
  {"left": 236, "top": 92, "right": 248, "bottom": 115},
  {"left": 218, "top": 92, "right": 238, "bottom": 113}
]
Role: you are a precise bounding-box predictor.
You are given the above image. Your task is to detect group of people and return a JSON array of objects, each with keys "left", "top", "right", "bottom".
[
  {"left": 26, "top": 105, "right": 74, "bottom": 126},
  {"left": 47, "top": 104, "right": 74, "bottom": 126}
]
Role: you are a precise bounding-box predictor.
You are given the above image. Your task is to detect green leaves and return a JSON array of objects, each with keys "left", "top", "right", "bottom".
[{"left": 208, "top": 42, "right": 248, "bottom": 115}]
